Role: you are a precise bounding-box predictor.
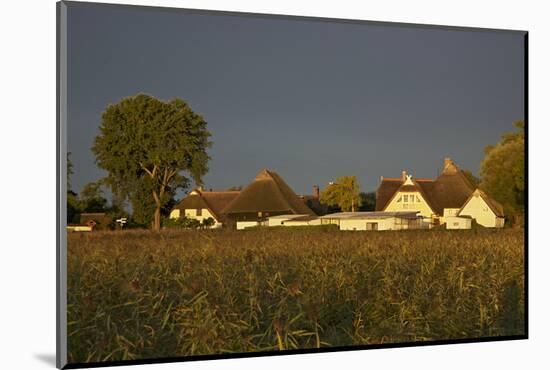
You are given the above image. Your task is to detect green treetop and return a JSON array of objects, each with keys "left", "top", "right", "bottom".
[
  {"left": 320, "top": 176, "right": 362, "bottom": 212},
  {"left": 92, "top": 93, "right": 212, "bottom": 231}
]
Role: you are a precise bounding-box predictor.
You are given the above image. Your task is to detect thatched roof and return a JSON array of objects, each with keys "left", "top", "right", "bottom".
[
  {"left": 375, "top": 178, "right": 403, "bottom": 211},
  {"left": 174, "top": 190, "right": 240, "bottom": 220},
  {"left": 222, "top": 169, "right": 315, "bottom": 215},
  {"left": 429, "top": 168, "right": 475, "bottom": 215},
  {"left": 375, "top": 158, "right": 477, "bottom": 216}
]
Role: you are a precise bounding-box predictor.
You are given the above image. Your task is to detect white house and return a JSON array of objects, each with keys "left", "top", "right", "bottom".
[
  {"left": 458, "top": 189, "right": 505, "bottom": 228},
  {"left": 376, "top": 157, "right": 505, "bottom": 228},
  {"left": 170, "top": 188, "right": 240, "bottom": 228}
]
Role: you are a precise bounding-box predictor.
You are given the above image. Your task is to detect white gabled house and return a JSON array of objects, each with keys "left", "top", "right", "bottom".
[
  {"left": 375, "top": 157, "right": 505, "bottom": 229},
  {"left": 170, "top": 188, "right": 240, "bottom": 228},
  {"left": 458, "top": 189, "right": 505, "bottom": 228}
]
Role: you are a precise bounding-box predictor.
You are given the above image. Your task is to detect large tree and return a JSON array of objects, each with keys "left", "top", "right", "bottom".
[
  {"left": 320, "top": 176, "right": 362, "bottom": 212},
  {"left": 480, "top": 120, "right": 525, "bottom": 224},
  {"left": 92, "top": 94, "right": 211, "bottom": 231}
]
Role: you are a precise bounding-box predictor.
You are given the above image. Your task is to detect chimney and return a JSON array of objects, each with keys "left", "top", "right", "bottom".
[
  {"left": 312, "top": 185, "right": 320, "bottom": 199},
  {"left": 443, "top": 157, "right": 458, "bottom": 174},
  {"left": 401, "top": 170, "right": 407, "bottom": 181}
]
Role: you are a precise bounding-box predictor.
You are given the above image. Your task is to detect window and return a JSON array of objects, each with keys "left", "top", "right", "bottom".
[
  {"left": 403, "top": 195, "right": 409, "bottom": 202},
  {"left": 397, "top": 196, "right": 402, "bottom": 203},
  {"left": 196, "top": 208, "right": 202, "bottom": 216},
  {"left": 416, "top": 195, "right": 421, "bottom": 202}
]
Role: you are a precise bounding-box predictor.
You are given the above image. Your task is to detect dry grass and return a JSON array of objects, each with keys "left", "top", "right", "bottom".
[{"left": 67, "top": 228, "right": 525, "bottom": 363}]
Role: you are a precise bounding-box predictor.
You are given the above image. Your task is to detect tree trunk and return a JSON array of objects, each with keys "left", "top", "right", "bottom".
[
  {"left": 153, "top": 205, "right": 161, "bottom": 232},
  {"left": 151, "top": 187, "right": 163, "bottom": 232}
]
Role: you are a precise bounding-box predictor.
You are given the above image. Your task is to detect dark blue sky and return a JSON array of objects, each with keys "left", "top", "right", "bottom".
[{"left": 67, "top": 2, "right": 525, "bottom": 196}]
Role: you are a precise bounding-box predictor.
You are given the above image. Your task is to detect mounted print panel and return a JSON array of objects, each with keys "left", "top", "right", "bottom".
[{"left": 57, "top": 1, "right": 527, "bottom": 368}]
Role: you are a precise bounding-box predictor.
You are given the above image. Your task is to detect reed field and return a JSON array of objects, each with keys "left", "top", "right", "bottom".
[{"left": 67, "top": 228, "right": 525, "bottom": 363}]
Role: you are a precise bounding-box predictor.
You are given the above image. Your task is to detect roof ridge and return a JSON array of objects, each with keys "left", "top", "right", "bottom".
[{"left": 202, "top": 190, "right": 241, "bottom": 194}]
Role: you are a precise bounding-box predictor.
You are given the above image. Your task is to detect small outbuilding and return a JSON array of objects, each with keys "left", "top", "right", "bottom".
[{"left": 445, "top": 216, "right": 472, "bottom": 230}]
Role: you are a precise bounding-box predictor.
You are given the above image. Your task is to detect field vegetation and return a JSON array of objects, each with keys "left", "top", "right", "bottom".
[{"left": 67, "top": 228, "right": 524, "bottom": 363}]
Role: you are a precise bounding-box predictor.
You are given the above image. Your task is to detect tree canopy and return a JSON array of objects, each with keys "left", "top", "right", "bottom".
[
  {"left": 92, "top": 93, "right": 212, "bottom": 231},
  {"left": 480, "top": 120, "right": 525, "bottom": 223},
  {"left": 320, "top": 176, "right": 362, "bottom": 212}
]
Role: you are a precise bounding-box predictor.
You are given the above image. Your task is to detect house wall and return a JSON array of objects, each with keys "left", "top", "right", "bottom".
[
  {"left": 445, "top": 216, "right": 472, "bottom": 229},
  {"left": 267, "top": 215, "right": 305, "bottom": 226},
  {"left": 169, "top": 208, "right": 222, "bottom": 228},
  {"left": 66, "top": 226, "right": 93, "bottom": 232},
  {"left": 320, "top": 218, "right": 340, "bottom": 226},
  {"left": 339, "top": 217, "right": 426, "bottom": 231},
  {"left": 282, "top": 219, "right": 322, "bottom": 226},
  {"left": 442, "top": 208, "right": 461, "bottom": 225},
  {"left": 236, "top": 221, "right": 260, "bottom": 230},
  {"left": 384, "top": 191, "right": 435, "bottom": 218},
  {"left": 458, "top": 195, "right": 501, "bottom": 228},
  {"left": 339, "top": 218, "right": 394, "bottom": 231}
]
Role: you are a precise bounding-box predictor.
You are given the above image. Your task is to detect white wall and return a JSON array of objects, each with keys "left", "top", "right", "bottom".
[
  {"left": 459, "top": 195, "right": 501, "bottom": 228},
  {"left": 384, "top": 191, "right": 435, "bottom": 218},
  {"left": 445, "top": 216, "right": 472, "bottom": 229},
  {"left": 170, "top": 208, "right": 222, "bottom": 228},
  {"left": 283, "top": 219, "right": 322, "bottom": 226},
  {"left": 267, "top": 215, "right": 306, "bottom": 226},
  {"left": 236, "top": 221, "right": 260, "bottom": 230},
  {"left": 339, "top": 218, "right": 396, "bottom": 231}
]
